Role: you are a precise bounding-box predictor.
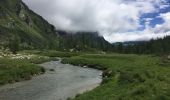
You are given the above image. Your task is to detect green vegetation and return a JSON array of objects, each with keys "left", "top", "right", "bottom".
[
  {"left": 1, "top": 0, "right": 170, "bottom": 99},
  {"left": 62, "top": 54, "right": 170, "bottom": 100},
  {"left": 0, "top": 0, "right": 113, "bottom": 52},
  {"left": 58, "top": 31, "right": 113, "bottom": 52},
  {"left": 0, "top": 49, "right": 84, "bottom": 86},
  {"left": 0, "top": 58, "right": 43, "bottom": 85},
  {"left": 0, "top": 51, "right": 59, "bottom": 85},
  {"left": 0, "top": 0, "right": 59, "bottom": 50},
  {"left": 22, "top": 50, "right": 81, "bottom": 58},
  {"left": 8, "top": 35, "right": 20, "bottom": 54},
  {"left": 113, "top": 36, "right": 170, "bottom": 54}
]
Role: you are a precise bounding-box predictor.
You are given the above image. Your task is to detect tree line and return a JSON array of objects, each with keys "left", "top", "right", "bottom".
[{"left": 112, "top": 36, "right": 170, "bottom": 54}]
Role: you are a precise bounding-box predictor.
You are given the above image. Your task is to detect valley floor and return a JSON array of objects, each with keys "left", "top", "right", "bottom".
[
  {"left": 0, "top": 50, "right": 170, "bottom": 100},
  {"left": 0, "top": 50, "right": 59, "bottom": 85},
  {"left": 62, "top": 53, "right": 170, "bottom": 100},
  {"left": 0, "top": 50, "right": 80, "bottom": 85}
]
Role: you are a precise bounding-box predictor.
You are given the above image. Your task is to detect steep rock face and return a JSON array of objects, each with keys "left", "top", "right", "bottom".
[
  {"left": 16, "top": 2, "right": 33, "bottom": 27},
  {"left": 0, "top": 0, "right": 59, "bottom": 49}
]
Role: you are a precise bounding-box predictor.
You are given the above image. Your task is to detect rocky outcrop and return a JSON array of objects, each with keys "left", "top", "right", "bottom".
[
  {"left": 6, "top": 17, "right": 15, "bottom": 28},
  {"left": 0, "top": 0, "right": 60, "bottom": 49},
  {"left": 16, "top": 2, "right": 33, "bottom": 27},
  {"left": 24, "top": 15, "right": 33, "bottom": 27}
]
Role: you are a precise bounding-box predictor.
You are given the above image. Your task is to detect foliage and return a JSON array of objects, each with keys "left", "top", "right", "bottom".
[
  {"left": 0, "top": 51, "right": 58, "bottom": 85},
  {"left": 0, "top": 0, "right": 113, "bottom": 52},
  {"left": 22, "top": 50, "right": 81, "bottom": 58},
  {"left": 62, "top": 54, "right": 170, "bottom": 100},
  {"left": 8, "top": 35, "right": 20, "bottom": 54},
  {"left": 0, "top": 58, "right": 44, "bottom": 85},
  {"left": 113, "top": 36, "right": 170, "bottom": 54},
  {"left": 58, "top": 31, "right": 114, "bottom": 52},
  {"left": 0, "top": 0, "right": 59, "bottom": 50}
]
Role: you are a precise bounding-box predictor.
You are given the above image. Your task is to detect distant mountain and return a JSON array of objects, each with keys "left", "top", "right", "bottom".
[
  {"left": 112, "top": 36, "right": 170, "bottom": 54},
  {"left": 122, "top": 41, "right": 146, "bottom": 46},
  {"left": 113, "top": 41, "right": 145, "bottom": 45},
  {"left": 0, "top": 0, "right": 113, "bottom": 52},
  {"left": 57, "top": 31, "right": 114, "bottom": 52}
]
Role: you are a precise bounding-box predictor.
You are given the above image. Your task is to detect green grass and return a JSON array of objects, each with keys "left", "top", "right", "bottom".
[
  {"left": 22, "top": 50, "right": 81, "bottom": 58},
  {"left": 0, "top": 52, "right": 58, "bottom": 86},
  {"left": 1, "top": 51, "right": 170, "bottom": 99},
  {"left": 62, "top": 54, "right": 170, "bottom": 100},
  {"left": 24, "top": 55, "right": 58, "bottom": 64},
  {"left": 0, "top": 58, "right": 44, "bottom": 85},
  {"left": 0, "top": 49, "right": 78, "bottom": 86}
]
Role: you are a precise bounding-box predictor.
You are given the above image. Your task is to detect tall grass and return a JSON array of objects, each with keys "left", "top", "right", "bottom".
[
  {"left": 0, "top": 50, "right": 78, "bottom": 86},
  {"left": 22, "top": 50, "right": 81, "bottom": 57},
  {"left": 0, "top": 58, "right": 44, "bottom": 85},
  {"left": 62, "top": 54, "right": 170, "bottom": 100}
]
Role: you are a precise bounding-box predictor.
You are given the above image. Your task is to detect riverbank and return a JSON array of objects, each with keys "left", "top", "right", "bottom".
[
  {"left": 62, "top": 54, "right": 170, "bottom": 100},
  {"left": 0, "top": 50, "right": 83, "bottom": 86},
  {"left": 1, "top": 50, "right": 170, "bottom": 100},
  {"left": 0, "top": 60, "right": 102, "bottom": 100},
  {"left": 0, "top": 51, "right": 59, "bottom": 86}
]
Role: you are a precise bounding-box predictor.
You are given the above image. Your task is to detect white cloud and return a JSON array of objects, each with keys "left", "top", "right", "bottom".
[
  {"left": 104, "top": 31, "right": 170, "bottom": 43},
  {"left": 160, "top": 4, "right": 170, "bottom": 9},
  {"left": 154, "top": 13, "right": 170, "bottom": 33},
  {"left": 23, "top": 0, "right": 141, "bottom": 32},
  {"left": 22, "top": 0, "right": 170, "bottom": 43},
  {"left": 144, "top": 12, "right": 170, "bottom": 33}
]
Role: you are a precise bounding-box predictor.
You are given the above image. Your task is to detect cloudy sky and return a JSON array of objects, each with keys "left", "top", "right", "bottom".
[{"left": 22, "top": 0, "right": 170, "bottom": 43}]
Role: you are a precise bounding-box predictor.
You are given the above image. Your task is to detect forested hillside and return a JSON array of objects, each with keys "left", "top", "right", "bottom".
[
  {"left": 0, "top": 0, "right": 113, "bottom": 52},
  {"left": 113, "top": 36, "right": 170, "bottom": 54},
  {"left": 0, "top": 0, "right": 59, "bottom": 50},
  {"left": 57, "top": 31, "right": 113, "bottom": 52}
]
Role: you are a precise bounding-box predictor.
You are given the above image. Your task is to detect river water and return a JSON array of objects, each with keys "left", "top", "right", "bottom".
[{"left": 0, "top": 60, "right": 102, "bottom": 100}]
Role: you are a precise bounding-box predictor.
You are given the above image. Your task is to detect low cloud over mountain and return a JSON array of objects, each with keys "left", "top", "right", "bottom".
[{"left": 23, "top": 0, "right": 170, "bottom": 42}]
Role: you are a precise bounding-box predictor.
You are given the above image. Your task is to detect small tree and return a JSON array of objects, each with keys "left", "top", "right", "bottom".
[{"left": 9, "top": 35, "right": 20, "bottom": 54}]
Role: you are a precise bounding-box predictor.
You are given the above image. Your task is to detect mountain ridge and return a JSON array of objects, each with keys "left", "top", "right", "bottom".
[{"left": 0, "top": 0, "right": 113, "bottom": 52}]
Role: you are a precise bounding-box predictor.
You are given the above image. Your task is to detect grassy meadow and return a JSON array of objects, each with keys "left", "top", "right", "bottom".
[
  {"left": 62, "top": 54, "right": 170, "bottom": 100},
  {"left": 0, "top": 50, "right": 58, "bottom": 85},
  {"left": 0, "top": 50, "right": 81, "bottom": 86},
  {"left": 0, "top": 58, "right": 44, "bottom": 85},
  {"left": 1, "top": 50, "right": 170, "bottom": 100}
]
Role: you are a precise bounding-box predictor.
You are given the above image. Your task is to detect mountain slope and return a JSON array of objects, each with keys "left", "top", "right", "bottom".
[
  {"left": 112, "top": 36, "right": 170, "bottom": 54},
  {"left": 0, "top": 0, "right": 113, "bottom": 52},
  {"left": 0, "top": 0, "right": 59, "bottom": 49},
  {"left": 57, "top": 31, "right": 113, "bottom": 52}
]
